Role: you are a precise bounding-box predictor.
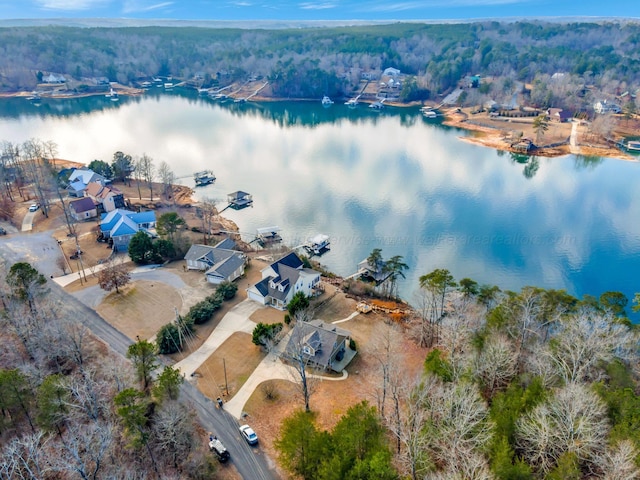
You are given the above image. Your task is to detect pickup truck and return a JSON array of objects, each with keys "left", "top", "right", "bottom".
[{"left": 208, "top": 436, "right": 230, "bottom": 462}]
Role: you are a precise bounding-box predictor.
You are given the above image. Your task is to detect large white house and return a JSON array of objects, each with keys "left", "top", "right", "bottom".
[
  {"left": 594, "top": 100, "right": 621, "bottom": 114},
  {"left": 247, "top": 252, "right": 321, "bottom": 310}
]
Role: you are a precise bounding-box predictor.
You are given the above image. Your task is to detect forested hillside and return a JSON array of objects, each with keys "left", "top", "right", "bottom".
[{"left": 0, "top": 21, "right": 639, "bottom": 106}]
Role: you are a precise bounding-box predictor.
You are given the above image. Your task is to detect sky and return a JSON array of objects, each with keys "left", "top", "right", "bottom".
[{"left": 0, "top": 0, "right": 638, "bottom": 22}]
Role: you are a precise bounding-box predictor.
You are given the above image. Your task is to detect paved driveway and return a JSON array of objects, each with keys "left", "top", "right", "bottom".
[{"left": 175, "top": 299, "right": 262, "bottom": 377}]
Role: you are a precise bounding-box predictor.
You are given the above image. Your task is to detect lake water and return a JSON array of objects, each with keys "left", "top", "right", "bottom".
[{"left": 1, "top": 91, "right": 639, "bottom": 312}]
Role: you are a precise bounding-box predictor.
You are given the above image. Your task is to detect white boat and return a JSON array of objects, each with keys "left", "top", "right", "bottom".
[
  {"left": 422, "top": 110, "right": 437, "bottom": 118},
  {"left": 370, "top": 100, "right": 385, "bottom": 109},
  {"left": 194, "top": 170, "right": 216, "bottom": 186},
  {"left": 345, "top": 98, "right": 358, "bottom": 108},
  {"left": 305, "top": 234, "right": 330, "bottom": 255},
  {"left": 105, "top": 88, "right": 119, "bottom": 101},
  {"left": 322, "top": 95, "right": 334, "bottom": 106},
  {"left": 627, "top": 140, "right": 640, "bottom": 151},
  {"left": 164, "top": 82, "right": 174, "bottom": 90},
  {"left": 198, "top": 88, "right": 209, "bottom": 95}
]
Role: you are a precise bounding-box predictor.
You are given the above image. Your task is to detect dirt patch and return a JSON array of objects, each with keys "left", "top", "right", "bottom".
[
  {"left": 241, "top": 313, "right": 428, "bottom": 478},
  {"left": 192, "top": 332, "right": 265, "bottom": 402},
  {"left": 96, "top": 279, "right": 182, "bottom": 340},
  {"left": 443, "top": 107, "right": 637, "bottom": 161}
]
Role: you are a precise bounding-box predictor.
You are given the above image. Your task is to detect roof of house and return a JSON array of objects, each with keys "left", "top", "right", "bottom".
[
  {"left": 271, "top": 252, "right": 304, "bottom": 275},
  {"left": 110, "top": 215, "right": 139, "bottom": 237},
  {"left": 206, "top": 254, "right": 245, "bottom": 280},
  {"left": 184, "top": 242, "right": 244, "bottom": 281},
  {"left": 86, "top": 182, "right": 122, "bottom": 200},
  {"left": 69, "top": 168, "right": 104, "bottom": 186},
  {"left": 69, "top": 197, "right": 97, "bottom": 213},
  {"left": 252, "top": 278, "right": 271, "bottom": 297},
  {"left": 285, "top": 320, "right": 350, "bottom": 369},
  {"left": 67, "top": 180, "right": 86, "bottom": 193},
  {"left": 214, "top": 238, "right": 236, "bottom": 250},
  {"left": 100, "top": 209, "right": 156, "bottom": 233},
  {"left": 250, "top": 252, "right": 320, "bottom": 304}
]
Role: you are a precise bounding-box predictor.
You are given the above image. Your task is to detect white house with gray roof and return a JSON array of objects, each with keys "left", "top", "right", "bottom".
[
  {"left": 184, "top": 239, "right": 246, "bottom": 284},
  {"left": 247, "top": 252, "right": 321, "bottom": 309}
]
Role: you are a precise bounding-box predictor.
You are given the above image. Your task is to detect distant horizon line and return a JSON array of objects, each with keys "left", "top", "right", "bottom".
[{"left": 0, "top": 16, "right": 639, "bottom": 29}]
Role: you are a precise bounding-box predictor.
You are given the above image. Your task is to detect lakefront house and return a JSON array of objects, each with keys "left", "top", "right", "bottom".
[{"left": 247, "top": 252, "right": 321, "bottom": 309}]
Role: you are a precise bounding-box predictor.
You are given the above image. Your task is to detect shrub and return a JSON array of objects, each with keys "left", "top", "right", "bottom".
[
  {"left": 349, "top": 338, "right": 356, "bottom": 351},
  {"left": 157, "top": 323, "right": 180, "bottom": 354},
  {"left": 188, "top": 296, "right": 222, "bottom": 324},
  {"left": 217, "top": 281, "right": 238, "bottom": 301},
  {"left": 252, "top": 322, "right": 283, "bottom": 347}
]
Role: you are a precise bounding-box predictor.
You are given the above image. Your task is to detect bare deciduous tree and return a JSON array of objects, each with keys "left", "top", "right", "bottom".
[
  {"left": 0, "top": 431, "right": 53, "bottom": 479},
  {"left": 97, "top": 261, "right": 131, "bottom": 294},
  {"left": 284, "top": 308, "right": 320, "bottom": 412},
  {"left": 54, "top": 421, "right": 114, "bottom": 480},
  {"left": 157, "top": 161, "right": 175, "bottom": 201},
  {"left": 473, "top": 332, "right": 518, "bottom": 398},
  {"left": 516, "top": 382, "right": 609, "bottom": 474},
  {"left": 535, "top": 309, "right": 635, "bottom": 384},
  {"left": 152, "top": 401, "right": 196, "bottom": 470},
  {"left": 597, "top": 440, "right": 640, "bottom": 480}
]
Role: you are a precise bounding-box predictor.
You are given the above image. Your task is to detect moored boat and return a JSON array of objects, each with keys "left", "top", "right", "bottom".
[
  {"left": 627, "top": 140, "right": 640, "bottom": 152},
  {"left": 322, "top": 95, "right": 334, "bottom": 106},
  {"left": 305, "top": 234, "right": 330, "bottom": 255}
]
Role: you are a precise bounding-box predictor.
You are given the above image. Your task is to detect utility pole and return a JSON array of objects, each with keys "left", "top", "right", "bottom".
[{"left": 223, "top": 358, "right": 229, "bottom": 396}]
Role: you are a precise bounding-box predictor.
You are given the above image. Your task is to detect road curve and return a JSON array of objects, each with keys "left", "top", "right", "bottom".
[{"left": 0, "top": 242, "right": 280, "bottom": 480}]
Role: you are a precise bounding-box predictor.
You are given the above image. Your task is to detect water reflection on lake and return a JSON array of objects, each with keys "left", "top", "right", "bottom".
[{"left": 1, "top": 92, "right": 639, "bottom": 309}]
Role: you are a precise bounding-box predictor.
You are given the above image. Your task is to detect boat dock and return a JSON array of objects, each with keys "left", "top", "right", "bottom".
[
  {"left": 193, "top": 170, "right": 216, "bottom": 186},
  {"left": 255, "top": 226, "right": 282, "bottom": 247},
  {"left": 219, "top": 191, "right": 253, "bottom": 212}
]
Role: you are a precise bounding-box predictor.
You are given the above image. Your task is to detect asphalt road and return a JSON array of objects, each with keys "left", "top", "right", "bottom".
[{"left": 0, "top": 238, "right": 280, "bottom": 480}]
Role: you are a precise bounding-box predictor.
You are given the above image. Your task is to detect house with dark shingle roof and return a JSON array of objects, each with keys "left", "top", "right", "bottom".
[
  {"left": 69, "top": 197, "right": 98, "bottom": 221},
  {"left": 247, "top": 252, "right": 321, "bottom": 309},
  {"left": 183, "top": 239, "right": 246, "bottom": 284},
  {"left": 284, "top": 320, "right": 356, "bottom": 372}
]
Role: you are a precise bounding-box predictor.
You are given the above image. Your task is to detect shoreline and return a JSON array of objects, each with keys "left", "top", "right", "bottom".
[{"left": 2, "top": 87, "right": 635, "bottom": 161}]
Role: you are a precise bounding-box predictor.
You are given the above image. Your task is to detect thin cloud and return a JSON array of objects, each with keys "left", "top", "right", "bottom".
[
  {"left": 34, "top": 0, "right": 111, "bottom": 11},
  {"left": 299, "top": 2, "right": 337, "bottom": 10},
  {"left": 122, "top": 0, "right": 173, "bottom": 13},
  {"left": 367, "top": 0, "right": 531, "bottom": 12}
]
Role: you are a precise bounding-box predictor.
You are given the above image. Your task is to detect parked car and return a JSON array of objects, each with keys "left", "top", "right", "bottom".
[
  {"left": 0, "top": 227, "right": 6, "bottom": 235},
  {"left": 239, "top": 424, "right": 258, "bottom": 445},
  {"left": 28, "top": 203, "right": 40, "bottom": 212}
]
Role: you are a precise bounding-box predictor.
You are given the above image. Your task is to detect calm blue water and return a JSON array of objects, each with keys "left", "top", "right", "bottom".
[{"left": 1, "top": 91, "right": 639, "bottom": 313}]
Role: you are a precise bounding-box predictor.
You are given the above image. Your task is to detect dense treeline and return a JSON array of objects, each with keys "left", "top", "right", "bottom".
[
  {"left": 277, "top": 265, "right": 640, "bottom": 479},
  {"left": 1, "top": 21, "right": 639, "bottom": 103}
]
